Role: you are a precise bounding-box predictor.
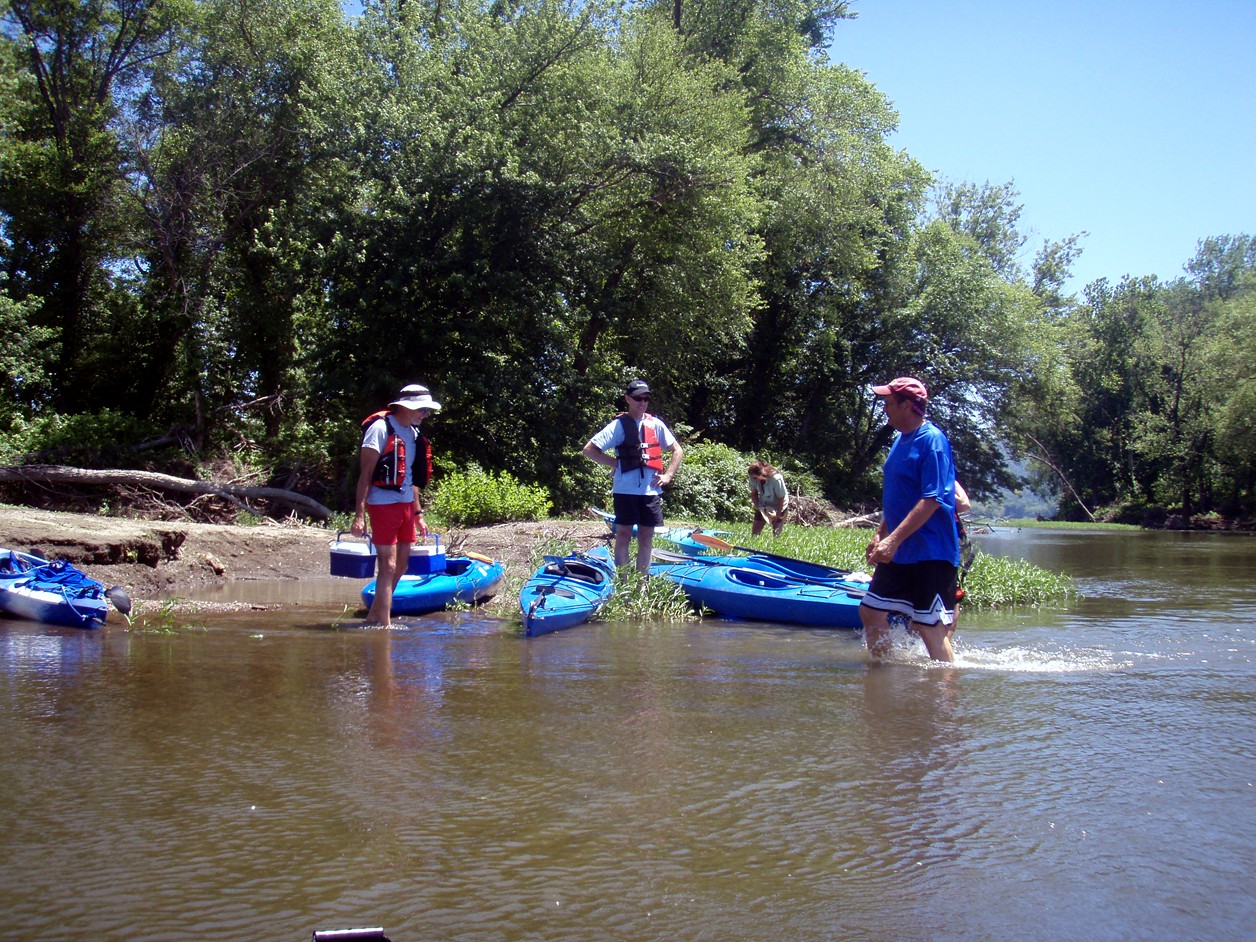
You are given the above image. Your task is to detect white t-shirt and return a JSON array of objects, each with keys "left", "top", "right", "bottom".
[
  {"left": 361, "top": 416, "right": 418, "bottom": 506},
  {"left": 588, "top": 414, "right": 677, "bottom": 496}
]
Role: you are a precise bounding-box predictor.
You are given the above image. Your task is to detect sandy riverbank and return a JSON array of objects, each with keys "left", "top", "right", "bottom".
[{"left": 0, "top": 503, "right": 609, "bottom": 602}]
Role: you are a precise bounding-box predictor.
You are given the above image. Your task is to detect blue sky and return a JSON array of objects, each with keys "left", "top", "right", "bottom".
[{"left": 831, "top": 1, "right": 1256, "bottom": 292}]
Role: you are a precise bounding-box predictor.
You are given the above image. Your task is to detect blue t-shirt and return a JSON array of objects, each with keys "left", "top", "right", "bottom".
[
  {"left": 588, "top": 414, "right": 677, "bottom": 496},
  {"left": 882, "top": 421, "right": 960, "bottom": 565}
]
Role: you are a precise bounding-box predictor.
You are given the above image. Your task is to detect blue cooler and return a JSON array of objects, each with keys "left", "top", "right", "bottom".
[
  {"left": 407, "top": 535, "right": 446, "bottom": 575},
  {"left": 329, "top": 532, "right": 377, "bottom": 578}
]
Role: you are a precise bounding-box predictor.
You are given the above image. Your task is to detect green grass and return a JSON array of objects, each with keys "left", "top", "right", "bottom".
[
  {"left": 599, "top": 567, "right": 698, "bottom": 623},
  {"left": 959, "top": 552, "right": 1076, "bottom": 609},
  {"left": 995, "top": 518, "right": 1137, "bottom": 531}
]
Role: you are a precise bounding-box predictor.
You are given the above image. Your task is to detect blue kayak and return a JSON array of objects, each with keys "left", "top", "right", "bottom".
[
  {"left": 0, "top": 548, "right": 125, "bottom": 629},
  {"left": 589, "top": 507, "right": 724, "bottom": 555},
  {"left": 659, "top": 550, "right": 866, "bottom": 587},
  {"left": 649, "top": 553, "right": 866, "bottom": 628},
  {"left": 519, "top": 547, "right": 616, "bottom": 637},
  {"left": 655, "top": 528, "right": 723, "bottom": 555},
  {"left": 361, "top": 553, "right": 505, "bottom": 616}
]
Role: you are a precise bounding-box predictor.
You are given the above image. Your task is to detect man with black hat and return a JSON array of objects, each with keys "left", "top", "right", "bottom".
[
  {"left": 351, "top": 383, "right": 441, "bottom": 626},
  {"left": 859, "top": 376, "right": 962, "bottom": 661},
  {"left": 582, "top": 379, "right": 684, "bottom": 574}
]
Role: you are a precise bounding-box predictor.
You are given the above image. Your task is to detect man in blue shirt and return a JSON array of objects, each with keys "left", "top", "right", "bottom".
[{"left": 860, "top": 377, "right": 961, "bottom": 661}]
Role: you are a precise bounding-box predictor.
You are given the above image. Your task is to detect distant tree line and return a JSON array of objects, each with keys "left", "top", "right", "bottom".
[{"left": 2, "top": 0, "right": 1253, "bottom": 521}]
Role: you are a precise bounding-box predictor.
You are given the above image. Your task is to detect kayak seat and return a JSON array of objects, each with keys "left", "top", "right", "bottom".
[
  {"left": 541, "top": 555, "right": 612, "bottom": 585},
  {"left": 543, "top": 557, "right": 570, "bottom": 577},
  {"left": 563, "top": 561, "right": 607, "bottom": 584},
  {"left": 444, "top": 558, "right": 473, "bottom": 576},
  {"left": 726, "top": 569, "right": 794, "bottom": 590}
]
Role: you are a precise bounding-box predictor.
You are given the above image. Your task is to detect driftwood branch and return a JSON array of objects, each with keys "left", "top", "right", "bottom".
[
  {"left": 0, "top": 464, "right": 333, "bottom": 521},
  {"left": 1020, "top": 433, "right": 1095, "bottom": 522},
  {"left": 833, "top": 511, "right": 881, "bottom": 529}
]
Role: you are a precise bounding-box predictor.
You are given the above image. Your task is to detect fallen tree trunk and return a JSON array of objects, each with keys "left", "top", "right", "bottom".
[{"left": 0, "top": 464, "right": 333, "bottom": 522}]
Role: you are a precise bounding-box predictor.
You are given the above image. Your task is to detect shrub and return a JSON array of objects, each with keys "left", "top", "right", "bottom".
[
  {"left": 429, "top": 466, "right": 552, "bottom": 526},
  {"left": 666, "top": 441, "right": 757, "bottom": 521},
  {"left": 587, "top": 440, "right": 826, "bottom": 524},
  {"left": 549, "top": 456, "right": 615, "bottom": 515},
  {"left": 0, "top": 409, "right": 163, "bottom": 466}
]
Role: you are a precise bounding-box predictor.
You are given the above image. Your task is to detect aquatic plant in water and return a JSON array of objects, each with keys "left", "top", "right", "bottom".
[
  {"left": 129, "top": 597, "right": 207, "bottom": 633},
  {"left": 959, "top": 553, "right": 1076, "bottom": 609},
  {"left": 599, "top": 567, "right": 698, "bottom": 623}
]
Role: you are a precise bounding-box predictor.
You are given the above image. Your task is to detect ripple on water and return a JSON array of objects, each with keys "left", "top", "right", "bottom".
[
  {"left": 954, "top": 643, "right": 1134, "bottom": 673},
  {"left": 4, "top": 533, "right": 1256, "bottom": 942}
]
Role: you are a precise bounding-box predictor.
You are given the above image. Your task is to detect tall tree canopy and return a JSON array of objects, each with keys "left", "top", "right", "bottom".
[
  {"left": 3, "top": 0, "right": 1252, "bottom": 520},
  {"left": 1, "top": 0, "right": 182, "bottom": 407}
]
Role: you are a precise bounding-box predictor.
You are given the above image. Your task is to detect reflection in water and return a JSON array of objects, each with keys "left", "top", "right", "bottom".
[
  {"left": 844, "top": 666, "right": 968, "bottom": 886},
  {"left": 1, "top": 627, "right": 102, "bottom": 678},
  {"left": 1, "top": 528, "right": 1255, "bottom": 940}
]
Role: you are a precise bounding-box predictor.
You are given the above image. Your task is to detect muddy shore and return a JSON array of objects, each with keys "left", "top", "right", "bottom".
[{"left": 0, "top": 503, "right": 610, "bottom": 605}]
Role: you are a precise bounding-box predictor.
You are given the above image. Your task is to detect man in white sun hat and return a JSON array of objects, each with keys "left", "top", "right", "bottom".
[{"left": 351, "top": 383, "right": 442, "bottom": 626}]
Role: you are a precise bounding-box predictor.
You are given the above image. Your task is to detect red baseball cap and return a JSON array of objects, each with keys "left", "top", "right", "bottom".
[{"left": 872, "top": 376, "right": 929, "bottom": 406}]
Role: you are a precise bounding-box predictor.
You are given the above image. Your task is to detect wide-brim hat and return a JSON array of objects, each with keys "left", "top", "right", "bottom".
[{"left": 390, "top": 383, "right": 442, "bottom": 411}]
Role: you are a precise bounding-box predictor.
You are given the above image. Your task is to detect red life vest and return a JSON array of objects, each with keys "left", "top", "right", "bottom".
[
  {"left": 617, "top": 413, "right": 664, "bottom": 474},
  {"left": 361, "top": 411, "right": 432, "bottom": 490}
]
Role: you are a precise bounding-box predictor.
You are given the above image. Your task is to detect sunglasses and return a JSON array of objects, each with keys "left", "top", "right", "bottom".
[{"left": 630, "top": 394, "right": 650, "bottom": 402}]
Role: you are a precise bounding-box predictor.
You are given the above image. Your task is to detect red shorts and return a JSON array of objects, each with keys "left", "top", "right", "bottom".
[{"left": 366, "top": 502, "right": 416, "bottom": 546}]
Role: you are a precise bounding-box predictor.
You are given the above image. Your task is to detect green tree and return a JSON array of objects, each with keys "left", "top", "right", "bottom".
[
  {"left": 661, "top": 5, "right": 929, "bottom": 497},
  {"left": 311, "top": 1, "right": 761, "bottom": 506},
  {"left": 122, "top": 0, "right": 355, "bottom": 454},
  {"left": 1210, "top": 286, "right": 1256, "bottom": 512},
  {"left": 0, "top": 0, "right": 182, "bottom": 407},
  {"left": 1000, "top": 235, "right": 1089, "bottom": 513},
  {"left": 1188, "top": 236, "right": 1256, "bottom": 514},
  {"left": 1186, "top": 234, "right": 1256, "bottom": 302},
  {"left": 934, "top": 180, "right": 1027, "bottom": 281},
  {"left": 648, "top": 6, "right": 1050, "bottom": 505},
  {"left": 0, "top": 279, "right": 55, "bottom": 426}
]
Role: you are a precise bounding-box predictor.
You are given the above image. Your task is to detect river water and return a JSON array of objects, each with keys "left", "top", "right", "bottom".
[{"left": 1, "top": 528, "right": 1253, "bottom": 941}]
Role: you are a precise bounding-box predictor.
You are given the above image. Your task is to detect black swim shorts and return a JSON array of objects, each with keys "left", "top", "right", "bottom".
[{"left": 860, "top": 559, "right": 958, "bottom": 626}]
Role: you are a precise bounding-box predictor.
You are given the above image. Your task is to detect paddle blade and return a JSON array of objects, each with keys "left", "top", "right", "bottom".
[
  {"left": 689, "top": 531, "right": 736, "bottom": 552},
  {"left": 106, "top": 585, "right": 133, "bottom": 616}
]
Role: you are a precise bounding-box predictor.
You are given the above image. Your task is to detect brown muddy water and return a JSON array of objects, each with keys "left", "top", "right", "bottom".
[{"left": 1, "top": 528, "right": 1254, "bottom": 941}]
